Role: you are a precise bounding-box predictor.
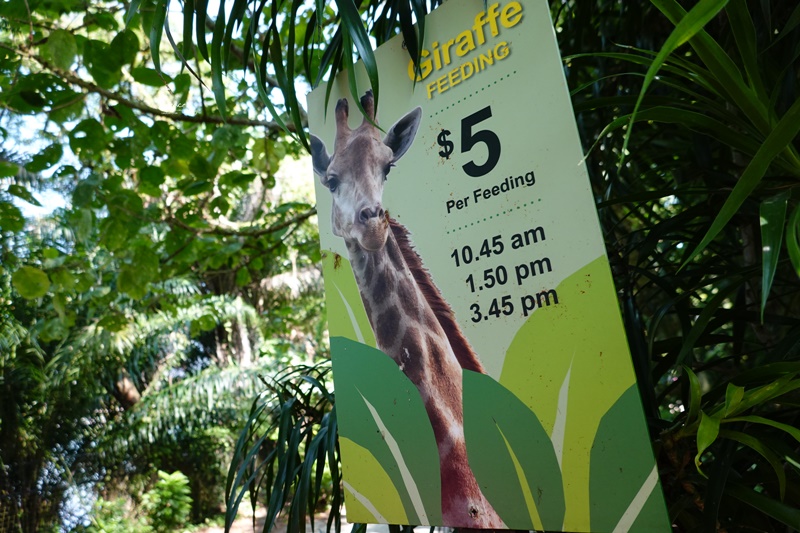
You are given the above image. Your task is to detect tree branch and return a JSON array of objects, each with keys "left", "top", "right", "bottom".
[
  {"left": 166, "top": 207, "right": 317, "bottom": 238},
  {"left": 1, "top": 43, "right": 305, "bottom": 132}
]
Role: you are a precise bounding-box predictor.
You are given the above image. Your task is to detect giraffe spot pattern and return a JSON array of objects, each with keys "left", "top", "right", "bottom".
[
  {"left": 376, "top": 305, "right": 401, "bottom": 347},
  {"left": 387, "top": 240, "right": 405, "bottom": 270},
  {"left": 397, "top": 278, "right": 419, "bottom": 316},
  {"left": 398, "top": 326, "right": 425, "bottom": 381},
  {"left": 373, "top": 268, "right": 392, "bottom": 302},
  {"left": 362, "top": 254, "right": 374, "bottom": 285}
]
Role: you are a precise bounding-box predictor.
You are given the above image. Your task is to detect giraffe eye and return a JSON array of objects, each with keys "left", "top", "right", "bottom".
[
  {"left": 384, "top": 164, "right": 393, "bottom": 179},
  {"left": 327, "top": 177, "right": 340, "bottom": 192}
]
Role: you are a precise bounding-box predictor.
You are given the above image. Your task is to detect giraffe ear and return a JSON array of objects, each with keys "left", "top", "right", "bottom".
[
  {"left": 384, "top": 107, "right": 422, "bottom": 163},
  {"left": 310, "top": 135, "right": 330, "bottom": 177}
]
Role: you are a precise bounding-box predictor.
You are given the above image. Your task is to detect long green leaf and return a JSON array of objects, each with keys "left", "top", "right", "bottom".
[
  {"left": 725, "top": 415, "right": 800, "bottom": 444},
  {"left": 249, "top": 23, "right": 291, "bottom": 135},
  {"left": 590, "top": 106, "right": 764, "bottom": 164},
  {"left": 268, "top": 26, "right": 305, "bottom": 146},
  {"left": 718, "top": 429, "right": 786, "bottom": 500},
  {"left": 726, "top": 1, "right": 768, "bottom": 104},
  {"left": 284, "top": 1, "right": 308, "bottom": 150},
  {"left": 695, "top": 411, "right": 721, "bottom": 476},
  {"left": 194, "top": 0, "right": 209, "bottom": 61},
  {"left": 326, "top": 408, "right": 342, "bottom": 533},
  {"left": 302, "top": 10, "right": 318, "bottom": 85},
  {"left": 759, "top": 191, "right": 789, "bottom": 321},
  {"left": 652, "top": 0, "right": 770, "bottom": 135},
  {"left": 727, "top": 482, "right": 800, "bottom": 529},
  {"left": 723, "top": 373, "right": 800, "bottom": 417},
  {"left": 787, "top": 204, "right": 800, "bottom": 278},
  {"left": 336, "top": 0, "right": 380, "bottom": 114},
  {"left": 723, "top": 382, "right": 744, "bottom": 416},
  {"left": 341, "top": 31, "right": 378, "bottom": 131},
  {"left": 621, "top": 0, "right": 730, "bottom": 161},
  {"left": 409, "top": 0, "right": 426, "bottom": 71},
  {"left": 182, "top": 0, "right": 194, "bottom": 60},
  {"left": 149, "top": 0, "right": 169, "bottom": 73},
  {"left": 567, "top": 50, "right": 725, "bottom": 97},
  {"left": 676, "top": 280, "right": 742, "bottom": 365},
  {"left": 210, "top": 1, "right": 227, "bottom": 119},
  {"left": 125, "top": 0, "right": 142, "bottom": 27},
  {"left": 765, "top": 3, "right": 800, "bottom": 49},
  {"left": 684, "top": 95, "right": 800, "bottom": 266},
  {"left": 223, "top": 0, "right": 247, "bottom": 69},
  {"left": 684, "top": 366, "right": 702, "bottom": 424}
]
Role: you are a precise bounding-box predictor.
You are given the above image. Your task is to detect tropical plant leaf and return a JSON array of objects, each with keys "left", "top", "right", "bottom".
[
  {"left": 788, "top": 204, "right": 800, "bottom": 277},
  {"left": 621, "top": 0, "right": 731, "bottom": 161},
  {"left": 210, "top": 0, "right": 227, "bottom": 119},
  {"left": 676, "top": 281, "right": 743, "bottom": 364},
  {"left": 335, "top": 0, "right": 380, "bottom": 115},
  {"left": 726, "top": 1, "right": 768, "bottom": 102},
  {"left": 684, "top": 366, "right": 702, "bottom": 424},
  {"left": 727, "top": 482, "right": 800, "bottom": 529},
  {"left": 723, "top": 382, "right": 745, "bottom": 416},
  {"left": 683, "top": 96, "right": 800, "bottom": 266},
  {"left": 7, "top": 185, "right": 41, "bottom": 207},
  {"left": 724, "top": 415, "right": 800, "bottom": 444},
  {"left": 149, "top": 0, "right": 169, "bottom": 74},
  {"left": 652, "top": 0, "right": 771, "bottom": 134},
  {"left": 12, "top": 266, "right": 51, "bottom": 299},
  {"left": 759, "top": 191, "right": 789, "bottom": 320},
  {"left": 695, "top": 411, "right": 721, "bottom": 476},
  {"left": 719, "top": 429, "right": 786, "bottom": 499}
]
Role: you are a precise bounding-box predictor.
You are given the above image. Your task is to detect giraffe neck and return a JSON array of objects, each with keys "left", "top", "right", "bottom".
[{"left": 344, "top": 230, "right": 502, "bottom": 528}]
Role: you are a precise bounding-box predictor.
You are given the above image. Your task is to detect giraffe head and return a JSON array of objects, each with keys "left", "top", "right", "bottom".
[{"left": 311, "top": 90, "right": 422, "bottom": 251}]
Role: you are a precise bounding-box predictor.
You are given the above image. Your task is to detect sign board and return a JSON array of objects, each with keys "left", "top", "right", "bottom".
[{"left": 308, "top": 0, "right": 670, "bottom": 530}]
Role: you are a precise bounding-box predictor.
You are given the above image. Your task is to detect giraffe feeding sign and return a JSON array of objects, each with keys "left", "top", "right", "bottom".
[
  {"left": 309, "top": 1, "right": 670, "bottom": 531},
  {"left": 407, "top": 1, "right": 522, "bottom": 99}
]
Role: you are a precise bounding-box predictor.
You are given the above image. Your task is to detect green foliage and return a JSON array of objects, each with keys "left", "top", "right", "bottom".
[
  {"left": 142, "top": 470, "right": 194, "bottom": 533},
  {"left": 561, "top": 0, "right": 800, "bottom": 530},
  {"left": 220, "top": 0, "right": 800, "bottom": 531},
  {"left": 463, "top": 370, "right": 565, "bottom": 530},
  {"left": 0, "top": 0, "right": 323, "bottom": 529},
  {"left": 11, "top": 266, "right": 50, "bottom": 299},
  {"left": 80, "top": 497, "right": 150, "bottom": 533},
  {"left": 226, "top": 363, "right": 338, "bottom": 533},
  {"left": 3, "top": 0, "right": 800, "bottom": 531}
]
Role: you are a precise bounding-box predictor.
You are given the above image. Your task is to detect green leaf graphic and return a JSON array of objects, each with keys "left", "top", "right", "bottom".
[
  {"left": 590, "top": 386, "right": 669, "bottom": 532},
  {"left": 339, "top": 437, "right": 407, "bottom": 524},
  {"left": 331, "top": 337, "right": 441, "bottom": 525},
  {"left": 321, "top": 252, "right": 376, "bottom": 347},
  {"left": 463, "top": 370, "right": 564, "bottom": 531}
]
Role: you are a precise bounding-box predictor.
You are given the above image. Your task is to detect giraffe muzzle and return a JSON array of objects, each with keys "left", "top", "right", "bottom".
[
  {"left": 355, "top": 206, "right": 389, "bottom": 251},
  {"left": 359, "top": 205, "right": 385, "bottom": 224}
]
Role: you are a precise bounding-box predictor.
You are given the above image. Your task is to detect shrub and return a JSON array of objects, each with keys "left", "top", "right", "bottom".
[{"left": 141, "top": 470, "right": 193, "bottom": 533}]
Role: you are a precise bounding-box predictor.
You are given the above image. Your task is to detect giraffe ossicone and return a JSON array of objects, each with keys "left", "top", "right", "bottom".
[{"left": 312, "top": 90, "right": 504, "bottom": 529}]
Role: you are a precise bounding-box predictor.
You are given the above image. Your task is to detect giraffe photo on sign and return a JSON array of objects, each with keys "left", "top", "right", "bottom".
[
  {"left": 311, "top": 91, "right": 503, "bottom": 528},
  {"left": 309, "top": 0, "right": 670, "bottom": 531}
]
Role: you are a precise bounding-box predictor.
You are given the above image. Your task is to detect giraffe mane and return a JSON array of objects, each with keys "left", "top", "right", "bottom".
[{"left": 389, "top": 217, "right": 486, "bottom": 374}]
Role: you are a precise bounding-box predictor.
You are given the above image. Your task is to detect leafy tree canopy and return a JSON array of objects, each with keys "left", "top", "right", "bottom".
[
  {"left": 2, "top": 0, "right": 800, "bottom": 532},
  {"left": 1, "top": 0, "right": 324, "bottom": 529}
]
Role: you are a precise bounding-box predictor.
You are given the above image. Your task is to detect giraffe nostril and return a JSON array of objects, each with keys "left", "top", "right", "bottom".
[{"left": 359, "top": 206, "right": 382, "bottom": 223}]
